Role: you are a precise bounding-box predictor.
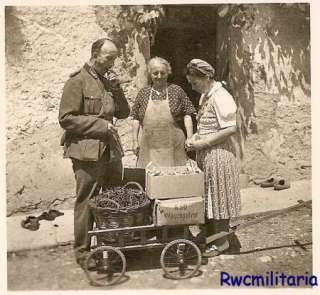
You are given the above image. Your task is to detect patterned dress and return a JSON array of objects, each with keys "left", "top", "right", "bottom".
[{"left": 196, "top": 95, "right": 241, "bottom": 220}]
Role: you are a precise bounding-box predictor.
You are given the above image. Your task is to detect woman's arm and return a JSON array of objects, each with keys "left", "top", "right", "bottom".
[
  {"left": 183, "top": 115, "right": 193, "bottom": 139},
  {"left": 203, "top": 125, "right": 237, "bottom": 147},
  {"left": 175, "top": 85, "right": 196, "bottom": 136},
  {"left": 132, "top": 119, "right": 141, "bottom": 155},
  {"left": 187, "top": 126, "right": 237, "bottom": 151}
]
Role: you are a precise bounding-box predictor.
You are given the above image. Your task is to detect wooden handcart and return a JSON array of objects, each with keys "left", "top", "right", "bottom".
[{"left": 84, "top": 181, "right": 205, "bottom": 286}]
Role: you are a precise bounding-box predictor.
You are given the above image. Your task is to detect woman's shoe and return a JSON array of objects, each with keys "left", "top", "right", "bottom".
[
  {"left": 47, "top": 209, "right": 64, "bottom": 220},
  {"left": 260, "top": 177, "right": 277, "bottom": 188},
  {"left": 21, "top": 216, "right": 40, "bottom": 231},
  {"left": 202, "top": 244, "right": 220, "bottom": 258},
  {"left": 202, "top": 240, "right": 229, "bottom": 258},
  {"left": 274, "top": 179, "right": 290, "bottom": 190}
]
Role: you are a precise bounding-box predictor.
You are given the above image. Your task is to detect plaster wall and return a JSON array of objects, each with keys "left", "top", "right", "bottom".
[{"left": 216, "top": 4, "right": 311, "bottom": 181}]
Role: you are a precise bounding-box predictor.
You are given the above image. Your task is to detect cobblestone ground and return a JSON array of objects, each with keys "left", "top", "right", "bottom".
[{"left": 7, "top": 205, "right": 312, "bottom": 290}]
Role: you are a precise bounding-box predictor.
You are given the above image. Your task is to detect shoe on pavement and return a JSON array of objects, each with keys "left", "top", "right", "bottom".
[
  {"left": 21, "top": 216, "right": 40, "bottom": 231},
  {"left": 202, "top": 240, "right": 230, "bottom": 258},
  {"left": 274, "top": 179, "right": 290, "bottom": 190},
  {"left": 38, "top": 209, "right": 64, "bottom": 221},
  {"left": 260, "top": 177, "right": 277, "bottom": 188}
]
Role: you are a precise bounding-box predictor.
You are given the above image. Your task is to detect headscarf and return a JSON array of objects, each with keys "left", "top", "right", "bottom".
[{"left": 186, "top": 59, "right": 215, "bottom": 78}]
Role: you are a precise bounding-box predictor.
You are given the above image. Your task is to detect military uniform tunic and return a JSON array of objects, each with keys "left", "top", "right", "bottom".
[{"left": 58, "top": 63, "right": 130, "bottom": 262}]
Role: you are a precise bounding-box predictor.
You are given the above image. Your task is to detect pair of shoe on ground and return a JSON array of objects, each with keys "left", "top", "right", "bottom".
[
  {"left": 21, "top": 209, "right": 64, "bottom": 231},
  {"left": 260, "top": 177, "right": 290, "bottom": 190}
]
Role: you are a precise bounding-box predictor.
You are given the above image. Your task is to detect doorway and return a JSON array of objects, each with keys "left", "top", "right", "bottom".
[{"left": 151, "top": 5, "right": 218, "bottom": 109}]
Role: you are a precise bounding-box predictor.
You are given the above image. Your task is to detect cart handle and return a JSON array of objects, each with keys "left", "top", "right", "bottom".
[{"left": 123, "top": 181, "right": 144, "bottom": 193}]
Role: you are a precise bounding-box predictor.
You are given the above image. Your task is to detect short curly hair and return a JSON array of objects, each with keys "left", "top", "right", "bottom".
[{"left": 147, "top": 57, "right": 172, "bottom": 76}]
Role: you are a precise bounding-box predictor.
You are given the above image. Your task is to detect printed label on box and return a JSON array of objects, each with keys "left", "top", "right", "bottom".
[{"left": 154, "top": 197, "right": 205, "bottom": 226}]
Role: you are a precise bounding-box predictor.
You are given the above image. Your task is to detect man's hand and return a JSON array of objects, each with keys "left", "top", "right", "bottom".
[
  {"left": 106, "top": 71, "right": 121, "bottom": 88},
  {"left": 106, "top": 121, "right": 117, "bottom": 135}
]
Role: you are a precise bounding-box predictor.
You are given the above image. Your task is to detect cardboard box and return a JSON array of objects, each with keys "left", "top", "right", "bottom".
[
  {"left": 146, "top": 166, "right": 204, "bottom": 199},
  {"left": 153, "top": 196, "right": 205, "bottom": 226}
]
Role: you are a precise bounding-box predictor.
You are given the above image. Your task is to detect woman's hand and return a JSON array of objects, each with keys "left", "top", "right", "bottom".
[
  {"left": 185, "top": 137, "right": 192, "bottom": 150},
  {"left": 185, "top": 135, "right": 195, "bottom": 151},
  {"left": 187, "top": 139, "right": 208, "bottom": 151},
  {"left": 185, "top": 135, "right": 208, "bottom": 151},
  {"left": 132, "top": 141, "right": 140, "bottom": 156}
]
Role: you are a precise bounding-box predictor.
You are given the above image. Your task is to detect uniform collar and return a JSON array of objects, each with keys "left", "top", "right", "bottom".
[{"left": 84, "top": 62, "right": 99, "bottom": 79}]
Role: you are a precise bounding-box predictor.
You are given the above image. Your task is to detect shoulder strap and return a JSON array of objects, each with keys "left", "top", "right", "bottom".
[{"left": 69, "top": 68, "right": 81, "bottom": 78}]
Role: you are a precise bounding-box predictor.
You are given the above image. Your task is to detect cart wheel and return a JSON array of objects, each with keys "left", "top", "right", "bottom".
[
  {"left": 160, "top": 239, "right": 201, "bottom": 280},
  {"left": 84, "top": 246, "right": 126, "bottom": 286}
]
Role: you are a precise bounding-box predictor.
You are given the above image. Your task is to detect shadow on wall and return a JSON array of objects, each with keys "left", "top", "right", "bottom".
[
  {"left": 260, "top": 4, "right": 310, "bottom": 98},
  {"left": 216, "top": 4, "right": 310, "bottom": 161},
  {"left": 5, "top": 6, "right": 26, "bottom": 64},
  {"left": 93, "top": 5, "right": 164, "bottom": 91}
]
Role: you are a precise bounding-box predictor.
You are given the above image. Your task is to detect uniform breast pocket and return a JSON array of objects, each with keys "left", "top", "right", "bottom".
[{"left": 84, "top": 96, "right": 102, "bottom": 114}]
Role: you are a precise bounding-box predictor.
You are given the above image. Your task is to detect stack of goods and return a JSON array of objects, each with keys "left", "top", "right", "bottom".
[{"left": 146, "top": 162, "right": 205, "bottom": 226}]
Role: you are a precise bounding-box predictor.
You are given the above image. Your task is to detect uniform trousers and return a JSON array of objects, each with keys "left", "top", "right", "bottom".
[{"left": 71, "top": 151, "right": 122, "bottom": 263}]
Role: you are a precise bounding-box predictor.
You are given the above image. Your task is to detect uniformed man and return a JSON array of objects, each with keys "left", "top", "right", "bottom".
[{"left": 58, "top": 38, "right": 130, "bottom": 268}]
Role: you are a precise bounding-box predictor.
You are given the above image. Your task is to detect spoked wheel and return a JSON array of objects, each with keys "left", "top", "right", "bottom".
[
  {"left": 160, "top": 239, "right": 202, "bottom": 280},
  {"left": 84, "top": 246, "right": 126, "bottom": 286}
]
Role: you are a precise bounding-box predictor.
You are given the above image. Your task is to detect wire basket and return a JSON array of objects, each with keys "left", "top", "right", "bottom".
[{"left": 89, "top": 182, "right": 151, "bottom": 243}]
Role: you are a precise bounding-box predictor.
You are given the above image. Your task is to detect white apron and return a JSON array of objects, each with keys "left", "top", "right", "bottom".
[{"left": 137, "top": 88, "right": 187, "bottom": 168}]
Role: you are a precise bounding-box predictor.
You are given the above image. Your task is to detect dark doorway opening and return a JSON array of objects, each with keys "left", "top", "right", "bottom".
[{"left": 151, "top": 5, "right": 218, "bottom": 109}]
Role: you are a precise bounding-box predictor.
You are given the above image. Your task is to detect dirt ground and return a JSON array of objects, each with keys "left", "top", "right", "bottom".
[{"left": 7, "top": 205, "right": 312, "bottom": 290}]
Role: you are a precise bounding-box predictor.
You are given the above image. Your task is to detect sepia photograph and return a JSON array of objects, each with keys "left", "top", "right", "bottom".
[{"left": 3, "top": 1, "right": 316, "bottom": 291}]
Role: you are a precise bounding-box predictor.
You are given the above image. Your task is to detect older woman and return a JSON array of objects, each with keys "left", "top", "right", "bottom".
[
  {"left": 185, "top": 59, "right": 241, "bottom": 257},
  {"left": 131, "top": 57, "right": 196, "bottom": 168}
]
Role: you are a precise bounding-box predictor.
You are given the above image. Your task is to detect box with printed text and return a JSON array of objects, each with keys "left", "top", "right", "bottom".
[{"left": 153, "top": 196, "right": 205, "bottom": 226}]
